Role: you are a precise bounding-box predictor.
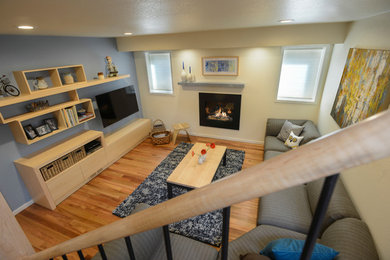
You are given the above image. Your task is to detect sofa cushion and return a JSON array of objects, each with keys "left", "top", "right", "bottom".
[
  {"left": 320, "top": 218, "right": 379, "bottom": 260},
  {"left": 265, "top": 119, "right": 307, "bottom": 137},
  {"left": 300, "top": 120, "right": 321, "bottom": 145},
  {"left": 284, "top": 131, "right": 304, "bottom": 149},
  {"left": 224, "top": 225, "right": 306, "bottom": 260},
  {"left": 306, "top": 178, "right": 360, "bottom": 235},
  {"left": 264, "top": 151, "right": 284, "bottom": 161},
  {"left": 264, "top": 136, "right": 290, "bottom": 152},
  {"left": 257, "top": 185, "right": 313, "bottom": 234},
  {"left": 276, "top": 120, "right": 304, "bottom": 142}
]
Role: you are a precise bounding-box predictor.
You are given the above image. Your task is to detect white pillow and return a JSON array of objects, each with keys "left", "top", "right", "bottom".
[{"left": 284, "top": 131, "right": 303, "bottom": 149}]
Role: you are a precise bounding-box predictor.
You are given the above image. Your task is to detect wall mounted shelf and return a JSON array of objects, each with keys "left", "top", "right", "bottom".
[
  {"left": 178, "top": 81, "right": 245, "bottom": 88},
  {"left": 0, "top": 65, "right": 130, "bottom": 145}
]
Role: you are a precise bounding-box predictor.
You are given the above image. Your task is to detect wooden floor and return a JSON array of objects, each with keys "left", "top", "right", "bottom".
[{"left": 16, "top": 135, "right": 264, "bottom": 259}]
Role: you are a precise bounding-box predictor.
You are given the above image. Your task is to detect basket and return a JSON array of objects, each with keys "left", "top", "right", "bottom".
[
  {"left": 71, "top": 146, "right": 86, "bottom": 163},
  {"left": 40, "top": 161, "right": 61, "bottom": 181},
  {"left": 58, "top": 153, "right": 75, "bottom": 171},
  {"left": 150, "top": 119, "right": 171, "bottom": 145}
]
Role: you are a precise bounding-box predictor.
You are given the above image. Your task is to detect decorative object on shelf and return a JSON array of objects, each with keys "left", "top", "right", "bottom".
[
  {"left": 331, "top": 48, "right": 390, "bottom": 128},
  {"left": 0, "top": 75, "right": 20, "bottom": 97},
  {"left": 33, "top": 77, "right": 49, "bottom": 90},
  {"left": 26, "top": 100, "right": 50, "bottom": 112},
  {"left": 97, "top": 72, "right": 104, "bottom": 80},
  {"left": 181, "top": 62, "right": 188, "bottom": 82},
  {"left": 105, "top": 56, "right": 118, "bottom": 77},
  {"left": 63, "top": 73, "right": 74, "bottom": 84},
  {"left": 44, "top": 118, "right": 58, "bottom": 131},
  {"left": 202, "top": 56, "right": 239, "bottom": 76},
  {"left": 150, "top": 119, "right": 170, "bottom": 145},
  {"left": 77, "top": 108, "right": 86, "bottom": 116},
  {"left": 192, "top": 142, "right": 215, "bottom": 164},
  {"left": 187, "top": 66, "right": 195, "bottom": 82},
  {"left": 35, "top": 124, "right": 52, "bottom": 137},
  {"left": 23, "top": 124, "right": 37, "bottom": 140}
]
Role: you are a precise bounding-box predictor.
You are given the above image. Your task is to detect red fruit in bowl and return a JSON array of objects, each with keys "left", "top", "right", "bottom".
[{"left": 201, "top": 149, "right": 207, "bottom": 155}]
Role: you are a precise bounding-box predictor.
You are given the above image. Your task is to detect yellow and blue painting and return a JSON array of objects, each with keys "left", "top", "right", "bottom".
[
  {"left": 202, "top": 57, "right": 238, "bottom": 76},
  {"left": 331, "top": 48, "right": 390, "bottom": 128}
]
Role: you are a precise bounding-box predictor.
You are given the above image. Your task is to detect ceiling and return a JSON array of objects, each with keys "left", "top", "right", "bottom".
[{"left": 1, "top": 0, "right": 390, "bottom": 37}]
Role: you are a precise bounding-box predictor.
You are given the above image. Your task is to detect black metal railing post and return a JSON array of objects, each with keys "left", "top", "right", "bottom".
[
  {"left": 125, "top": 236, "right": 136, "bottom": 260},
  {"left": 97, "top": 244, "right": 108, "bottom": 260},
  {"left": 300, "top": 174, "right": 339, "bottom": 260}
]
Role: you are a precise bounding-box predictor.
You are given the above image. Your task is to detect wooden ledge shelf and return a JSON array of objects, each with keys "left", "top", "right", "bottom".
[
  {"left": 178, "top": 81, "right": 245, "bottom": 88},
  {"left": 0, "top": 74, "right": 130, "bottom": 108}
]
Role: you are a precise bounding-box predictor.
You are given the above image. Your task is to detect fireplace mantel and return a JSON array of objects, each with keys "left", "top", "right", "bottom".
[{"left": 178, "top": 81, "right": 244, "bottom": 88}]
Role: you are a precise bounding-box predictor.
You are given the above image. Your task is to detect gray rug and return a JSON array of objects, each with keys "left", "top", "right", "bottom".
[{"left": 113, "top": 142, "right": 245, "bottom": 246}]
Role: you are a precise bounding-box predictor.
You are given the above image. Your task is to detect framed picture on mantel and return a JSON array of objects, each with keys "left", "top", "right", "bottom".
[{"left": 202, "top": 56, "right": 239, "bottom": 76}]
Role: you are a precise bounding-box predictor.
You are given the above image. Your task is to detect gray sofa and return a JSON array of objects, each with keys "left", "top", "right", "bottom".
[{"left": 224, "top": 119, "right": 378, "bottom": 259}]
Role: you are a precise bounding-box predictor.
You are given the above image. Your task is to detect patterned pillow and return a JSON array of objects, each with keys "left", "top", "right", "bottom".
[
  {"left": 284, "top": 131, "right": 303, "bottom": 149},
  {"left": 277, "top": 120, "right": 304, "bottom": 142}
]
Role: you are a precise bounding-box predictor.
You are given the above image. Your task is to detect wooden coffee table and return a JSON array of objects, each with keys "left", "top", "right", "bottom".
[{"left": 166, "top": 142, "right": 230, "bottom": 259}]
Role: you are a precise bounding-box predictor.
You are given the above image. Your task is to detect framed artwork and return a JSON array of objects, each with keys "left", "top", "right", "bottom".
[
  {"left": 44, "top": 118, "right": 58, "bottom": 131},
  {"left": 202, "top": 56, "right": 239, "bottom": 76},
  {"left": 23, "top": 124, "right": 37, "bottom": 140},
  {"left": 35, "top": 124, "right": 52, "bottom": 137},
  {"left": 331, "top": 48, "right": 390, "bottom": 128}
]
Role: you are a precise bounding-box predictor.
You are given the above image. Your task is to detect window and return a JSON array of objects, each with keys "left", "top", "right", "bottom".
[
  {"left": 145, "top": 52, "right": 173, "bottom": 94},
  {"left": 276, "top": 46, "right": 327, "bottom": 103}
]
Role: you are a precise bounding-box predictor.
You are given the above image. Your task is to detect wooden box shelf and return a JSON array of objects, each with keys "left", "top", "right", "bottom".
[
  {"left": 0, "top": 64, "right": 130, "bottom": 145},
  {"left": 14, "top": 130, "right": 108, "bottom": 209}
]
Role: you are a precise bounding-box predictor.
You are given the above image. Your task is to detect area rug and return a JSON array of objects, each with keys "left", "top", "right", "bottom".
[{"left": 113, "top": 142, "right": 245, "bottom": 246}]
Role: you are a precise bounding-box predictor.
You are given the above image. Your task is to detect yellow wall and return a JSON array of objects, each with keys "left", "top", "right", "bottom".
[
  {"left": 135, "top": 47, "right": 329, "bottom": 143},
  {"left": 118, "top": 23, "right": 348, "bottom": 51},
  {"left": 317, "top": 12, "right": 390, "bottom": 259}
]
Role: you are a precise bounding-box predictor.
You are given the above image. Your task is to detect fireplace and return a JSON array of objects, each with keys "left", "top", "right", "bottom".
[{"left": 199, "top": 93, "right": 241, "bottom": 130}]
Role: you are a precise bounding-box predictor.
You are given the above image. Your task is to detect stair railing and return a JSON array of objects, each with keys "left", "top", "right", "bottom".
[{"left": 6, "top": 110, "right": 390, "bottom": 260}]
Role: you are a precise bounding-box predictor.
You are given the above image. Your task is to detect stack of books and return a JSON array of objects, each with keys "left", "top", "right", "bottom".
[
  {"left": 78, "top": 112, "right": 94, "bottom": 122},
  {"left": 62, "top": 106, "right": 79, "bottom": 127}
]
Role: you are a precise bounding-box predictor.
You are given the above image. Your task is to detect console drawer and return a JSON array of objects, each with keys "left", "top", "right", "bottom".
[{"left": 79, "top": 148, "right": 107, "bottom": 180}]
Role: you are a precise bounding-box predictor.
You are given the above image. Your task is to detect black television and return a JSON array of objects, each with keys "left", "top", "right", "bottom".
[{"left": 95, "top": 86, "right": 139, "bottom": 128}]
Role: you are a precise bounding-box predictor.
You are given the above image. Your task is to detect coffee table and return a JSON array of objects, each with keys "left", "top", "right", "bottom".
[{"left": 165, "top": 142, "right": 230, "bottom": 260}]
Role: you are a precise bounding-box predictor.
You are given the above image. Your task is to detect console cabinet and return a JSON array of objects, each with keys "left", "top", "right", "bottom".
[{"left": 14, "top": 130, "right": 108, "bottom": 209}]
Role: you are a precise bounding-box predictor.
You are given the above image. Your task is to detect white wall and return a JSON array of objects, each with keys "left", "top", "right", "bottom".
[
  {"left": 317, "top": 12, "right": 390, "bottom": 259},
  {"left": 135, "top": 47, "right": 328, "bottom": 143}
]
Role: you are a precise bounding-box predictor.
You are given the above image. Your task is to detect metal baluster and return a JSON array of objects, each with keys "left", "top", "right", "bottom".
[
  {"left": 221, "top": 207, "right": 231, "bottom": 260},
  {"left": 300, "top": 174, "right": 339, "bottom": 260},
  {"left": 98, "top": 244, "right": 108, "bottom": 260},
  {"left": 77, "top": 250, "right": 86, "bottom": 260},
  {"left": 124, "top": 236, "right": 136, "bottom": 260},
  {"left": 163, "top": 225, "right": 173, "bottom": 260},
  {"left": 62, "top": 255, "right": 68, "bottom": 260}
]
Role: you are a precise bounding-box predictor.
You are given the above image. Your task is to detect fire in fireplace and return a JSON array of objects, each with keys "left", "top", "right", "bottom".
[{"left": 199, "top": 93, "right": 241, "bottom": 130}]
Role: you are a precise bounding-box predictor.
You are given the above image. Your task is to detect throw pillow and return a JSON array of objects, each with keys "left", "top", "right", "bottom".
[
  {"left": 284, "top": 131, "right": 304, "bottom": 149},
  {"left": 260, "top": 238, "right": 339, "bottom": 260},
  {"left": 276, "top": 120, "right": 304, "bottom": 142},
  {"left": 240, "top": 253, "right": 271, "bottom": 260}
]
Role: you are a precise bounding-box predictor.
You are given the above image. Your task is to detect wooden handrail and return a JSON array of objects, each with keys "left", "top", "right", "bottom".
[{"left": 23, "top": 111, "right": 390, "bottom": 260}]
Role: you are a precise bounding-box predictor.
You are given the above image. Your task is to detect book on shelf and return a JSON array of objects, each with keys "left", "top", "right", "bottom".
[{"left": 78, "top": 112, "right": 94, "bottom": 122}]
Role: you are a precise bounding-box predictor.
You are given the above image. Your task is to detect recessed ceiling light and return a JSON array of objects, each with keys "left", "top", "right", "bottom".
[
  {"left": 18, "top": 25, "right": 34, "bottom": 30},
  {"left": 124, "top": 32, "right": 133, "bottom": 35},
  {"left": 279, "top": 19, "right": 295, "bottom": 23}
]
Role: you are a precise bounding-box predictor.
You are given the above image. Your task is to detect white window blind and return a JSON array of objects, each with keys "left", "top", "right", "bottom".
[
  {"left": 277, "top": 46, "right": 327, "bottom": 103},
  {"left": 145, "top": 52, "right": 173, "bottom": 94}
]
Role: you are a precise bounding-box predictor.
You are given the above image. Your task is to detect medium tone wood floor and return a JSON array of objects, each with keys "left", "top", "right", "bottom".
[{"left": 16, "top": 135, "right": 264, "bottom": 259}]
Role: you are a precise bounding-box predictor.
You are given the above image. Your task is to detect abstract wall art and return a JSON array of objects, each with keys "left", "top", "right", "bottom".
[
  {"left": 202, "top": 56, "right": 239, "bottom": 76},
  {"left": 331, "top": 48, "right": 390, "bottom": 128}
]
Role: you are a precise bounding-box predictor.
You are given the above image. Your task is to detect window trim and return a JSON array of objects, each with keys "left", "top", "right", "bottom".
[
  {"left": 275, "top": 45, "right": 329, "bottom": 104},
  {"left": 145, "top": 51, "right": 174, "bottom": 95}
]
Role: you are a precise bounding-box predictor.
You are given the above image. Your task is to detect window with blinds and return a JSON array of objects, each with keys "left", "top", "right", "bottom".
[{"left": 145, "top": 52, "right": 173, "bottom": 94}]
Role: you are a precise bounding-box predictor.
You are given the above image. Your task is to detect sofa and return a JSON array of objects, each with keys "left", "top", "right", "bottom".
[{"left": 225, "top": 119, "right": 378, "bottom": 259}]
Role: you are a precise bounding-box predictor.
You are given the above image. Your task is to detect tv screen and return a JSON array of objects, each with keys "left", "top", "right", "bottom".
[{"left": 95, "top": 86, "right": 139, "bottom": 128}]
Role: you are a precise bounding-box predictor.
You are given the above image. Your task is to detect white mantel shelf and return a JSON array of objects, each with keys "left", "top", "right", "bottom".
[{"left": 178, "top": 82, "right": 245, "bottom": 88}]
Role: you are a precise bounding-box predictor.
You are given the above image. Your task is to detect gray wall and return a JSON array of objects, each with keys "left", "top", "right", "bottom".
[{"left": 0, "top": 35, "right": 142, "bottom": 211}]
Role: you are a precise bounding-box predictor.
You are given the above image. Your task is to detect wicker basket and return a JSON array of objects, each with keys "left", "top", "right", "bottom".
[
  {"left": 71, "top": 146, "right": 86, "bottom": 163},
  {"left": 150, "top": 119, "right": 170, "bottom": 145},
  {"left": 40, "top": 160, "right": 61, "bottom": 181},
  {"left": 58, "top": 153, "right": 75, "bottom": 171}
]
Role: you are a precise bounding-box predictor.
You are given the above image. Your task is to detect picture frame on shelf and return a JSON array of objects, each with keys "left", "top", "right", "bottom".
[
  {"left": 44, "top": 118, "right": 58, "bottom": 131},
  {"left": 23, "top": 124, "right": 38, "bottom": 140},
  {"left": 35, "top": 124, "right": 52, "bottom": 137},
  {"left": 202, "top": 56, "right": 239, "bottom": 76}
]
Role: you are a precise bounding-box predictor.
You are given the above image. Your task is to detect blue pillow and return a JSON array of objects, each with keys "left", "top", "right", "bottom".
[{"left": 260, "top": 238, "right": 339, "bottom": 260}]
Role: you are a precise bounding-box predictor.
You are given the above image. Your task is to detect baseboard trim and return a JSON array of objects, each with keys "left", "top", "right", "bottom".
[
  {"left": 191, "top": 132, "right": 264, "bottom": 145},
  {"left": 13, "top": 199, "right": 34, "bottom": 215}
]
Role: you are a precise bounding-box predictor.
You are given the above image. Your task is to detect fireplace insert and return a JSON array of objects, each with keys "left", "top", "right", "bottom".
[{"left": 199, "top": 93, "right": 241, "bottom": 130}]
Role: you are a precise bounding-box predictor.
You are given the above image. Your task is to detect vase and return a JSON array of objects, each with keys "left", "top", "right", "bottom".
[
  {"left": 181, "top": 62, "right": 187, "bottom": 82},
  {"left": 187, "top": 66, "right": 194, "bottom": 82},
  {"left": 198, "top": 154, "right": 207, "bottom": 164}
]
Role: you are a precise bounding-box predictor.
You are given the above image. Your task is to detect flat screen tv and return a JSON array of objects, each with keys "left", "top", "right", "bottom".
[{"left": 95, "top": 86, "right": 139, "bottom": 128}]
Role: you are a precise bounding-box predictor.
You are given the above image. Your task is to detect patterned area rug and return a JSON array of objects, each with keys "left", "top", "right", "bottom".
[{"left": 113, "top": 142, "right": 245, "bottom": 246}]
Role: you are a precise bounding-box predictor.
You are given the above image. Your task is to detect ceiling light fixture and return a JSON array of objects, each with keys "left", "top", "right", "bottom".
[
  {"left": 18, "top": 25, "right": 34, "bottom": 30},
  {"left": 124, "top": 32, "right": 133, "bottom": 35},
  {"left": 279, "top": 19, "right": 294, "bottom": 23}
]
